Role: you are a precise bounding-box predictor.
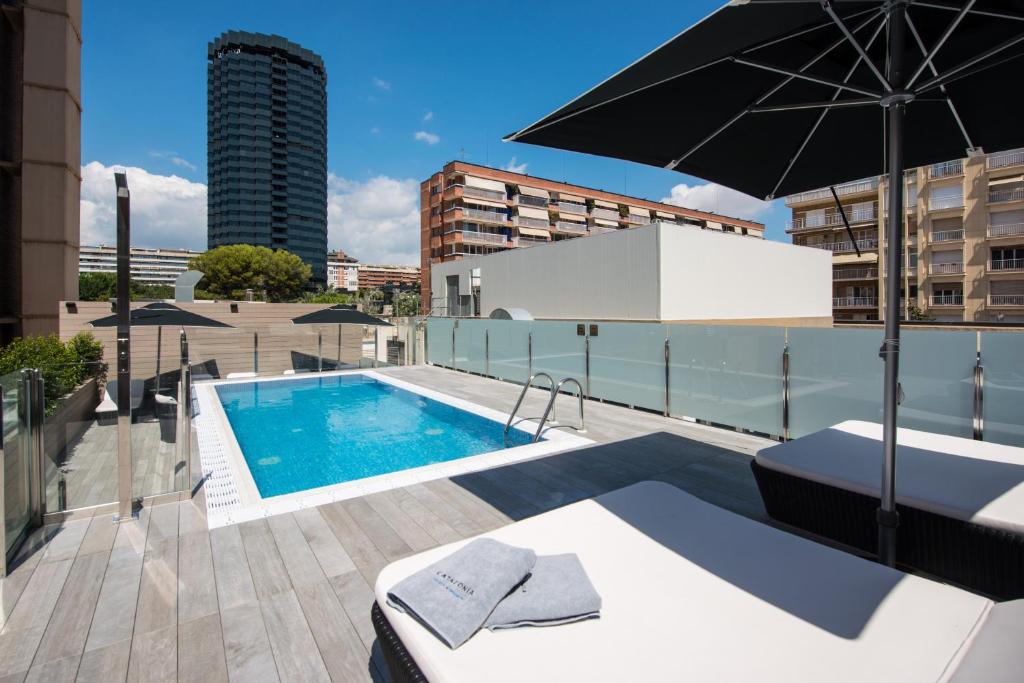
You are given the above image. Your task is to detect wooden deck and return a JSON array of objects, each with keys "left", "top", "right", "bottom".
[{"left": 0, "top": 365, "right": 773, "bottom": 682}]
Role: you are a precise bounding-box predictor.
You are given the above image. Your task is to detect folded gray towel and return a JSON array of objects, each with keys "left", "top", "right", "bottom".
[
  {"left": 387, "top": 538, "right": 536, "bottom": 649},
  {"left": 484, "top": 553, "right": 601, "bottom": 630}
]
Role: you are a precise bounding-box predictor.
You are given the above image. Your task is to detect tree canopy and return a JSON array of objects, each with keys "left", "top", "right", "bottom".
[
  {"left": 189, "top": 245, "right": 312, "bottom": 301},
  {"left": 79, "top": 272, "right": 175, "bottom": 301}
]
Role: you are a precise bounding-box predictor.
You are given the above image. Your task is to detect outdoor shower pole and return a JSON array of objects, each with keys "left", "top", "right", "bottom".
[
  {"left": 114, "top": 173, "right": 133, "bottom": 522},
  {"left": 318, "top": 330, "right": 323, "bottom": 372},
  {"left": 878, "top": 2, "right": 909, "bottom": 568}
]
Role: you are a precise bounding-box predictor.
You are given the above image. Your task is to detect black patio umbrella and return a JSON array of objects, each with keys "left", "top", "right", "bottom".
[
  {"left": 90, "top": 302, "right": 232, "bottom": 393},
  {"left": 506, "top": 0, "right": 1024, "bottom": 566},
  {"left": 291, "top": 305, "right": 393, "bottom": 371}
]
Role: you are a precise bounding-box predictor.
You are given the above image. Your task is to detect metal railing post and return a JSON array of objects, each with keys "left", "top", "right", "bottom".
[
  {"left": 374, "top": 326, "right": 380, "bottom": 368},
  {"left": 0, "top": 380, "right": 6, "bottom": 575},
  {"left": 527, "top": 332, "right": 533, "bottom": 383},
  {"left": 664, "top": 337, "right": 671, "bottom": 417},
  {"left": 782, "top": 342, "right": 791, "bottom": 441},
  {"left": 318, "top": 330, "right": 323, "bottom": 372},
  {"left": 451, "top": 321, "right": 457, "bottom": 370},
  {"left": 177, "top": 330, "right": 192, "bottom": 492},
  {"left": 584, "top": 334, "right": 591, "bottom": 399},
  {"left": 485, "top": 329, "right": 490, "bottom": 377},
  {"left": 20, "top": 370, "right": 43, "bottom": 527},
  {"left": 973, "top": 332, "right": 984, "bottom": 441},
  {"left": 253, "top": 332, "right": 259, "bottom": 374}
]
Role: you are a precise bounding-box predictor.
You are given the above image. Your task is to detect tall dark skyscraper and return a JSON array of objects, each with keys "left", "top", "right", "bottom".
[{"left": 207, "top": 31, "right": 328, "bottom": 284}]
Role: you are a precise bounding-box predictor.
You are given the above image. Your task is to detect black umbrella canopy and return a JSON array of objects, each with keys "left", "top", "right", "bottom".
[
  {"left": 88, "top": 302, "right": 233, "bottom": 328},
  {"left": 506, "top": 0, "right": 1024, "bottom": 199},
  {"left": 291, "top": 305, "right": 394, "bottom": 327}
]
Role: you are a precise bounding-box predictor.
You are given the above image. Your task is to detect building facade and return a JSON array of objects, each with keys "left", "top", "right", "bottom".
[
  {"left": 326, "top": 249, "right": 358, "bottom": 292},
  {"left": 0, "top": 0, "right": 82, "bottom": 343},
  {"left": 207, "top": 31, "right": 328, "bottom": 284},
  {"left": 357, "top": 264, "right": 420, "bottom": 290},
  {"left": 786, "top": 147, "right": 1024, "bottom": 323},
  {"left": 79, "top": 245, "right": 202, "bottom": 285},
  {"left": 420, "top": 161, "right": 766, "bottom": 314}
]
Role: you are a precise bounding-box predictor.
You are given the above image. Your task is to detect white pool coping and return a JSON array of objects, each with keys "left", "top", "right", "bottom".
[{"left": 193, "top": 369, "right": 593, "bottom": 529}]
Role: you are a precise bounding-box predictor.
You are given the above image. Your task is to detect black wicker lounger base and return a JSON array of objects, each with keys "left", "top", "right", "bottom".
[
  {"left": 750, "top": 460, "right": 1024, "bottom": 601},
  {"left": 372, "top": 601, "right": 429, "bottom": 683}
]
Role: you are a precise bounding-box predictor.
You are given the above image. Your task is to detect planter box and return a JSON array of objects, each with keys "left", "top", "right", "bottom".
[{"left": 44, "top": 377, "right": 100, "bottom": 468}]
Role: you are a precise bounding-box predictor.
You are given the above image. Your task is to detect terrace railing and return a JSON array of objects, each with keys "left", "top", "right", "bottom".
[
  {"left": 554, "top": 221, "right": 588, "bottom": 234},
  {"left": 557, "top": 202, "right": 587, "bottom": 215},
  {"left": 989, "top": 186, "right": 1024, "bottom": 204},
  {"left": 989, "top": 294, "right": 1024, "bottom": 306},
  {"left": 591, "top": 207, "right": 620, "bottom": 221},
  {"left": 512, "top": 215, "right": 551, "bottom": 230},
  {"left": 833, "top": 296, "right": 878, "bottom": 308},
  {"left": 987, "top": 148, "right": 1024, "bottom": 170},
  {"left": 426, "top": 317, "right": 1024, "bottom": 452},
  {"left": 833, "top": 267, "right": 878, "bottom": 281},
  {"left": 932, "top": 229, "right": 964, "bottom": 242},
  {"left": 512, "top": 194, "right": 548, "bottom": 208},
  {"left": 460, "top": 185, "right": 506, "bottom": 202},
  {"left": 930, "top": 262, "right": 965, "bottom": 275},
  {"left": 929, "top": 160, "right": 963, "bottom": 178},
  {"left": 989, "top": 223, "right": 1024, "bottom": 238},
  {"left": 462, "top": 207, "right": 508, "bottom": 224},
  {"left": 460, "top": 230, "right": 508, "bottom": 246},
  {"left": 932, "top": 294, "right": 964, "bottom": 306},
  {"left": 785, "top": 177, "right": 879, "bottom": 206},
  {"left": 929, "top": 194, "right": 964, "bottom": 211},
  {"left": 990, "top": 258, "right": 1024, "bottom": 272}
]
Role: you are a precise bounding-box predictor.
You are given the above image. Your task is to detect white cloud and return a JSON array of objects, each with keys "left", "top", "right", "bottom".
[
  {"left": 80, "top": 161, "right": 207, "bottom": 250},
  {"left": 660, "top": 182, "right": 772, "bottom": 219},
  {"left": 149, "top": 149, "right": 197, "bottom": 172},
  {"left": 327, "top": 174, "right": 419, "bottom": 266},
  {"left": 502, "top": 156, "right": 527, "bottom": 173},
  {"left": 414, "top": 130, "right": 440, "bottom": 145},
  {"left": 372, "top": 76, "right": 391, "bottom": 91},
  {"left": 423, "top": 111, "right": 433, "bottom": 122}
]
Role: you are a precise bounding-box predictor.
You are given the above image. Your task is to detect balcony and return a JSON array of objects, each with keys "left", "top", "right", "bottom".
[
  {"left": 833, "top": 296, "right": 878, "bottom": 308},
  {"left": 989, "top": 185, "right": 1024, "bottom": 204},
  {"left": 928, "top": 160, "right": 963, "bottom": 179},
  {"left": 931, "top": 229, "right": 964, "bottom": 242},
  {"left": 591, "top": 207, "right": 620, "bottom": 221},
  {"left": 446, "top": 184, "right": 507, "bottom": 202},
  {"left": 929, "top": 262, "right": 965, "bottom": 276},
  {"left": 988, "top": 222, "right": 1024, "bottom": 238},
  {"left": 511, "top": 236, "right": 550, "bottom": 247},
  {"left": 461, "top": 207, "right": 508, "bottom": 224},
  {"left": 785, "top": 177, "right": 879, "bottom": 206},
  {"left": 932, "top": 293, "right": 964, "bottom": 306},
  {"left": 557, "top": 201, "right": 587, "bottom": 215},
  {"left": 624, "top": 214, "right": 652, "bottom": 225},
  {"left": 833, "top": 267, "right": 878, "bottom": 281},
  {"left": 513, "top": 194, "right": 548, "bottom": 208},
  {"left": 987, "top": 148, "right": 1024, "bottom": 169},
  {"left": 512, "top": 215, "right": 551, "bottom": 230},
  {"left": 989, "top": 294, "right": 1024, "bottom": 306},
  {"left": 458, "top": 230, "right": 508, "bottom": 247},
  {"left": 990, "top": 258, "right": 1024, "bottom": 272},
  {"left": 810, "top": 238, "right": 879, "bottom": 253},
  {"left": 787, "top": 204, "right": 877, "bottom": 230},
  {"left": 929, "top": 195, "right": 964, "bottom": 211},
  {"left": 554, "top": 220, "right": 588, "bottom": 234}
]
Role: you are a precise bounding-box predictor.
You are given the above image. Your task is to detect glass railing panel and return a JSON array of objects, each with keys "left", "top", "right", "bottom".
[
  {"left": 981, "top": 331, "right": 1024, "bottom": 446},
  {"left": 2, "top": 370, "right": 31, "bottom": 560},
  {"left": 129, "top": 332, "right": 186, "bottom": 499},
  {"left": 788, "top": 327, "right": 883, "bottom": 438},
  {"left": 486, "top": 320, "right": 531, "bottom": 383},
  {"left": 588, "top": 322, "right": 666, "bottom": 412},
  {"left": 899, "top": 329, "right": 976, "bottom": 438},
  {"left": 453, "top": 320, "right": 486, "bottom": 374},
  {"left": 426, "top": 317, "right": 455, "bottom": 367},
  {"left": 38, "top": 361, "right": 115, "bottom": 512},
  {"left": 528, "top": 321, "right": 586, "bottom": 387},
  {"left": 668, "top": 325, "right": 785, "bottom": 436}
]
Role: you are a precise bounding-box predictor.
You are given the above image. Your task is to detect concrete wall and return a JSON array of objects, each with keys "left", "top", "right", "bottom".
[
  {"left": 658, "top": 224, "right": 833, "bottom": 321},
  {"left": 431, "top": 223, "right": 832, "bottom": 323}
]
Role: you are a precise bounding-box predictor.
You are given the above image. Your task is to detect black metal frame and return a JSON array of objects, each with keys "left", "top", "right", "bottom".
[{"left": 372, "top": 601, "right": 429, "bottom": 683}]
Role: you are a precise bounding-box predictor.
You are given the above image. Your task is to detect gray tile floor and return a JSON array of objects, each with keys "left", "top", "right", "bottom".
[{"left": 0, "top": 365, "right": 775, "bottom": 682}]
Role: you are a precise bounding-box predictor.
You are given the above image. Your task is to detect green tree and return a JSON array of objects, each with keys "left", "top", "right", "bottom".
[
  {"left": 0, "top": 333, "right": 106, "bottom": 414},
  {"left": 189, "top": 245, "right": 311, "bottom": 301},
  {"left": 79, "top": 272, "right": 174, "bottom": 301},
  {"left": 392, "top": 291, "right": 420, "bottom": 317}
]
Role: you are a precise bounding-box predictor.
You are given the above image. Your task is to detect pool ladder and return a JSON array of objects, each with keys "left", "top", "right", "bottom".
[{"left": 504, "top": 372, "right": 586, "bottom": 443}]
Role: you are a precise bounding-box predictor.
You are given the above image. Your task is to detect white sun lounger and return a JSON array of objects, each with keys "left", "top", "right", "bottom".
[
  {"left": 752, "top": 420, "right": 1024, "bottom": 598},
  {"left": 373, "top": 481, "right": 1023, "bottom": 683},
  {"left": 95, "top": 378, "right": 145, "bottom": 423}
]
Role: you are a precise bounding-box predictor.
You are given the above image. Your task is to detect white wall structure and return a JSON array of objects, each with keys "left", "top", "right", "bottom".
[{"left": 430, "top": 223, "right": 832, "bottom": 322}]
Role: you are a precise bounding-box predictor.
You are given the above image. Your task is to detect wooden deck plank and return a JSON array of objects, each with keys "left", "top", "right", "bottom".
[
  {"left": 317, "top": 503, "right": 389, "bottom": 583},
  {"left": 77, "top": 514, "right": 118, "bottom": 557},
  {"left": 209, "top": 526, "right": 258, "bottom": 611},
  {"left": 177, "top": 532, "right": 219, "bottom": 625},
  {"left": 126, "top": 624, "right": 176, "bottom": 683},
  {"left": 293, "top": 581, "right": 372, "bottom": 683},
  {"left": 32, "top": 550, "right": 109, "bottom": 665},
  {"left": 132, "top": 537, "right": 178, "bottom": 637},
  {"left": 327, "top": 571, "right": 378, "bottom": 652},
  {"left": 420, "top": 477, "right": 511, "bottom": 530},
  {"left": 39, "top": 519, "right": 91, "bottom": 564},
  {"left": 402, "top": 482, "right": 484, "bottom": 538},
  {"left": 336, "top": 498, "right": 413, "bottom": 561},
  {"left": 0, "top": 559, "right": 74, "bottom": 678},
  {"left": 177, "top": 613, "right": 228, "bottom": 683},
  {"left": 24, "top": 652, "right": 80, "bottom": 683},
  {"left": 387, "top": 487, "right": 463, "bottom": 545},
  {"left": 362, "top": 492, "right": 438, "bottom": 552},
  {"left": 238, "top": 520, "right": 292, "bottom": 600},
  {"left": 219, "top": 603, "right": 279, "bottom": 683},
  {"left": 259, "top": 591, "right": 330, "bottom": 683},
  {"left": 76, "top": 639, "right": 130, "bottom": 682},
  {"left": 83, "top": 544, "right": 145, "bottom": 653},
  {"left": 290, "top": 508, "right": 357, "bottom": 580}
]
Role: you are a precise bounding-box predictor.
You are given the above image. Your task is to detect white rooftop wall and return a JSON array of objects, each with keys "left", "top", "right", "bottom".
[{"left": 430, "top": 223, "right": 831, "bottom": 321}]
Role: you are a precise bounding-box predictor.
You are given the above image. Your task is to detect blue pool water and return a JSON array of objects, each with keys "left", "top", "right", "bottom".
[{"left": 214, "top": 374, "right": 536, "bottom": 498}]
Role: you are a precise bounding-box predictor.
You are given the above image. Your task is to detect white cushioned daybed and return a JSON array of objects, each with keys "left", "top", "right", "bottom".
[
  {"left": 95, "top": 378, "right": 145, "bottom": 424},
  {"left": 752, "top": 420, "right": 1024, "bottom": 599},
  {"left": 372, "top": 481, "right": 1024, "bottom": 683}
]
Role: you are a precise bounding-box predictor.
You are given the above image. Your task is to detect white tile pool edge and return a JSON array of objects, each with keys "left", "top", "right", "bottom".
[{"left": 193, "top": 369, "right": 593, "bottom": 529}]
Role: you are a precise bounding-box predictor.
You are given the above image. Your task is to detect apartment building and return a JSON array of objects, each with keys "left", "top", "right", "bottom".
[
  {"left": 786, "top": 147, "right": 1024, "bottom": 323},
  {"left": 420, "top": 161, "right": 766, "bottom": 314},
  {"left": 357, "top": 264, "right": 420, "bottom": 290},
  {"left": 326, "top": 249, "right": 358, "bottom": 292},
  {"left": 79, "top": 245, "right": 201, "bottom": 285}
]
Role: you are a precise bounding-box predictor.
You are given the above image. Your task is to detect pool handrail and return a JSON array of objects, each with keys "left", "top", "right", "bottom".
[
  {"left": 504, "top": 372, "right": 556, "bottom": 438},
  {"left": 536, "top": 377, "right": 587, "bottom": 441}
]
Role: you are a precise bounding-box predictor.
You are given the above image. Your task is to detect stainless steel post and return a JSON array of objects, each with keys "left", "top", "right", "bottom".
[
  {"left": 584, "top": 334, "right": 591, "bottom": 399},
  {"left": 0, "top": 379, "right": 6, "bottom": 575},
  {"left": 451, "top": 321, "right": 456, "bottom": 370},
  {"left": 253, "top": 332, "right": 259, "bottom": 374},
  {"left": 374, "top": 326, "right": 380, "bottom": 368},
  {"left": 527, "top": 332, "right": 533, "bottom": 382},
  {"left": 114, "top": 173, "right": 133, "bottom": 522},
  {"left": 485, "top": 329, "right": 490, "bottom": 377},
  {"left": 973, "top": 333, "right": 984, "bottom": 441},
  {"left": 177, "top": 329, "right": 191, "bottom": 491},
  {"left": 21, "top": 370, "right": 43, "bottom": 527},
  {"left": 782, "top": 343, "right": 791, "bottom": 440},
  {"left": 664, "top": 338, "right": 671, "bottom": 417},
  {"left": 318, "top": 331, "right": 323, "bottom": 373}
]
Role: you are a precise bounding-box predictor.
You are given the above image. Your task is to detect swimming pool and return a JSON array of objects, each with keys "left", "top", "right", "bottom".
[{"left": 215, "top": 373, "right": 535, "bottom": 498}]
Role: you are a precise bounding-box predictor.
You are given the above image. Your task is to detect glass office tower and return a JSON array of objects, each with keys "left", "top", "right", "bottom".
[{"left": 207, "top": 31, "right": 328, "bottom": 284}]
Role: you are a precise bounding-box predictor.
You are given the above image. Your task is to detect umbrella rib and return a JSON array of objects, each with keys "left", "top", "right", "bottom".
[
  {"left": 665, "top": 10, "right": 884, "bottom": 171},
  {"left": 732, "top": 56, "right": 882, "bottom": 97},
  {"left": 911, "top": 1, "right": 1024, "bottom": 23},
  {"left": 905, "top": 12, "right": 975, "bottom": 150},
  {"left": 749, "top": 97, "right": 877, "bottom": 113},
  {"left": 820, "top": 0, "right": 892, "bottom": 92},
  {"left": 914, "top": 31, "right": 1024, "bottom": 94},
  {"left": 766, "top": 16, "right": 888, "bottom": 200},
  {"left": 905, "top": 0, "right": 976, "bottom": 89}
]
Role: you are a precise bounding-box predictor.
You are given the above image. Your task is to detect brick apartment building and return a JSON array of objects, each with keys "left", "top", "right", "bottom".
[
  {"left": 786, "top": 147, "right": 1024, "bottom": 322},
  {"left": 420, "top": 161, "right": 766, "bottom": 314}
]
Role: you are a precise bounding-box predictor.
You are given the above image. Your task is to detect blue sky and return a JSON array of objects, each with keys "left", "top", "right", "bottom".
[{"left": 80, "top": 0, "right": 789, "bottom": 264}]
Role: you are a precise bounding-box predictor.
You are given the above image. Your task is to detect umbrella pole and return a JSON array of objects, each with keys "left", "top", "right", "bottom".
[
  {"left": 337, "top": 324, "right": 342, "bottom": 367},
  {"left": 155, "top": 326, "right": 162, "bottom": 395},
  {"left": 878, "top": 2, "right": 909, "bottom": 568},
  {"left": 318, "top": 330, "right": 323, "bottom": 373}
]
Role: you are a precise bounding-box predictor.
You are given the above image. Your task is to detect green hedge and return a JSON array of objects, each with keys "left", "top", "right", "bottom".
[{"left": 0, "top": 333, "right": 106, "bottom": 415}]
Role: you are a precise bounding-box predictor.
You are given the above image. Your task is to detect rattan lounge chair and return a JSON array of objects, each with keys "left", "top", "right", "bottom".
[
  {"left": 752, "top": 420, "right": 1024, "bottom": 600},
  {"left": 371, "top": 481, "right": 1024, "bottom": 682}
]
